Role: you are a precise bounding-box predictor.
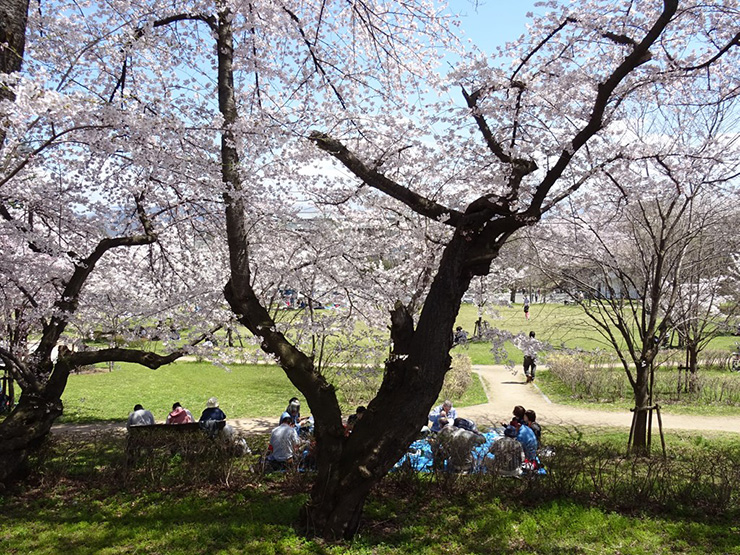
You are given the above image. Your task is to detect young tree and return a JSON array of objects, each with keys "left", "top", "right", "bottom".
[
  {"left": 538, "top": 124, "right": 739, "bottom": 452},
  {"left": 670, "top": 202, "right": 740, "bottom": 387}
]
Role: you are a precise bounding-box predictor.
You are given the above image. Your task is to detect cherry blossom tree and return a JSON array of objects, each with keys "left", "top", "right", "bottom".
[
  {"left": 301, "top": 0, "right": 739, "bottom": 525},
  {"left": 0, "top": 0, "right": 229, "bottom": 485},
  {"left": 2, "top": 0, "right": 739, "bottom": 539},
  {"left": 109, "top": 0, "right": 739, "bottom": 537},
  {"left": 669, "top": 205, "right": 739, "bottom": 386}
]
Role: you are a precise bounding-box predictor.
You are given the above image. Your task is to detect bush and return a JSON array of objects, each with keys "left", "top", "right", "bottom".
[
  {"left": 545, "top": 352, "right": 627, "bottom": 402},
  {"left": 441, "top": 354, "right": 473, "bottom": 401},
  {"left": 537, "top": 435, "right": 740, "bottom": 516},
  {"left": 546, "top": 352, "right": 740, "bottom": 407}
]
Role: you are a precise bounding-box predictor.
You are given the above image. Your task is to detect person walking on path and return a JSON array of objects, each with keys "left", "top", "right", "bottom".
[{"left": 522, "top": 331, "right": 537, "bottom": 383}]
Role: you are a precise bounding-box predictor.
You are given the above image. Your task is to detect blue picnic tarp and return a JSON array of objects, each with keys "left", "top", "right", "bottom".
[{"left": 393, "top": 430, "right": 546, "bottom": 475}]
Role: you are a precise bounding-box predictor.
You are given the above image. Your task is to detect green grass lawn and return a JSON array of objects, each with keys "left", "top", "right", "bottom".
[
  {"left": 2, "top": 428, "right": 739, "bottom": 554},
  {"left": 59, "top": 361, "right": 488, "bottom": 424},
  {"left": 28, "top": 302, "right": 740, "bottom": 423},
  {"left": 453, "top": 302, "right": 740, "bottom": 364},
  {"left": 3, "top": 486, "right": 737, "bottom": 554}
]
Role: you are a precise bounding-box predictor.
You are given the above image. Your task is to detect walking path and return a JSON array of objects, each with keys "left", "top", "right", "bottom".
[
  {"left": 460, "top": 365, "right": 740, "bottom": 433},
  {"left": 52, "top": 365, "right": 740, "bottom": 435}
]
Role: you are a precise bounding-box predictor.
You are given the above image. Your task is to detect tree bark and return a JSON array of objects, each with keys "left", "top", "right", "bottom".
[
  {"left": 0, "top": 393, "right": 62, "bottom": 486},
  {"left": 298, "top": 230, "right": 478, "bottom": 538},
  {"left": 630, "top": 362, "right": 651, "bottom": 455},
  {"left": 0, "top": 0, "right": 30, "bottom": 148}
]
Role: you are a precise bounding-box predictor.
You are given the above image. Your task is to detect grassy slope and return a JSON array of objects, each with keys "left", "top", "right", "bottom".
[{"left": 60, "top": 361, "right": 487, "bottom": 424}]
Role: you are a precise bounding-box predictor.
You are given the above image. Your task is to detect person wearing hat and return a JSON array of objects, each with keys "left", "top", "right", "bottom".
[
  {"left": 266, "top": 412, "right": 300, "bottom": 471},
  {"left": 199, "top": 397, "right": 227, "bottom": 422},
  {"left": 489, "top": 426, "right": 525, "bottom": 477},
  {"left": 198, "top": 397, "right": 236, "bottom": 440}
]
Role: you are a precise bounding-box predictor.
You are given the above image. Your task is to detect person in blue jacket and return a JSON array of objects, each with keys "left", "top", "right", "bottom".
[{"left": 514, "top": 421, "right": 538, "bottom": 461}]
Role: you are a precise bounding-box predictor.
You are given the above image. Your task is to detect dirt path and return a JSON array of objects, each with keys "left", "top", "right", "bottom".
[
  {"left": 52, "top": 365, "right": 740, "bottom": 436},
  {"left": 460, "top": 365, "right": 740, "bottom": 433}
]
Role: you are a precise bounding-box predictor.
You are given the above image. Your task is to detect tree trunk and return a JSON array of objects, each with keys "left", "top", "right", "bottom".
[
  {"left": 0, "top": 0, "right": 31, "bottom": 148},
  {"left": 630, "top": 366, "right": 651, "bottom": 455},
  {"left": 303, "top": 356, "right": 451, "bottom": 538},
  {"left": 299, "top": 232, "right": 474, "bottom": 538},
  {"left": 687, "top": 343, "right": 699, "bottom": 393},
  {"left": 0, "top": 390, "right": 63, "bottom": 487}
]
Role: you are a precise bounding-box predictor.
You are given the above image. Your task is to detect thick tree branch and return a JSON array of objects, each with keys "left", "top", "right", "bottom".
[
  {"left": 60, "top": 325, "right": 221, "bottom": 371},
  {"left": 35, "top": 193, "right": 158, "bottom": 362},
  {"left": 309, "top": 131, "right": 463, "bottom": 227}
]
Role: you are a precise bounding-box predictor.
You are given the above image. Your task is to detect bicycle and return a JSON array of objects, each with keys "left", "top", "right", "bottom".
[{"left": 727, "top": 343, "right": 740, "bottom": 372}]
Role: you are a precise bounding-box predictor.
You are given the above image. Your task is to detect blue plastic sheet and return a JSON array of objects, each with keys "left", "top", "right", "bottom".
[{"left": 393, "top": 430, "right": 546, "bottom": 475}]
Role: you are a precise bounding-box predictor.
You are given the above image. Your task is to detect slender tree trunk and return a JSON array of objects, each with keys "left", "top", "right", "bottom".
[
  {"left": 630, "top": 366, "right": 651, "bottom": 454},
  {"left": 687, "top": 343, "right": 699, "bottom": 393}
]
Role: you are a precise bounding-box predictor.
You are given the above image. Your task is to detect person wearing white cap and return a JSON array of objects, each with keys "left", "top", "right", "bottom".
[{"left": 198, "top": 397, "right": 235, "bottom": 440}]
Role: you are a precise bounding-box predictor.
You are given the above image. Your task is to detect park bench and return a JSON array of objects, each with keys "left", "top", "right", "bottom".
[{"left": 125, "top": 421, "right": 226, "bottom": 466}]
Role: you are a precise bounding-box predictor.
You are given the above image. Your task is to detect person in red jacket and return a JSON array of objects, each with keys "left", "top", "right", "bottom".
[{"left": 166, "top": 402, "right": 193, "bottom": 424}]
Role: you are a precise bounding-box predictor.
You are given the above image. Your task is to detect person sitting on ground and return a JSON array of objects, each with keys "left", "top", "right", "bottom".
[
  {"left": 344, "top": 405, "right": 367, "bottom": 437},
  {"left": 284, "top": 397, "right": 302, "bottom": 426},
  {"left": 489, "top": 425, "right": 526, "bottom": 477},
  {"left": 501, "top": 405, "right": 526, "bottom": 428},
  {"left": 429, "top": 400, "right": 457, "bottom": 432},
  {"left": 266, "top": 412, "right": 300, "bottom": 470},
  {"left": 434, "top": 416, "right": 486, "bottom": 473},
  {"left": 514, "top": 420, "right": 538, "bottom": 462},
  {"left": 127, "top": 404, "right": 155, "bottom": 428},
  {"left": 452, "top": 326, "right": 468, "bottom": 346},
  {"left": 166, "top": 402, "right": 193, "bottom": 424},
  {"left": 524, "top": 409, "right": 541, "bottom": 443}
]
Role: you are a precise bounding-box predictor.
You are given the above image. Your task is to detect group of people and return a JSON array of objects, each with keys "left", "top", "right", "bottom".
[
  {"left": 264, "top": 399, "right": 369, "bottom": 471},
  {"left": 492, "top": 405, "right": 541, "bottom": 476},
  {"left": 126, "top": 391, "right": 544, "bottom": 478},
  {"left": 425, "top": 400, "right": 543, "bottom": 476},
  {"left": 126, "top": 397, "right": 228, "bottom": 430},
  {"left": 265, "top": 397, "right": 314, "bottom": 471}
]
